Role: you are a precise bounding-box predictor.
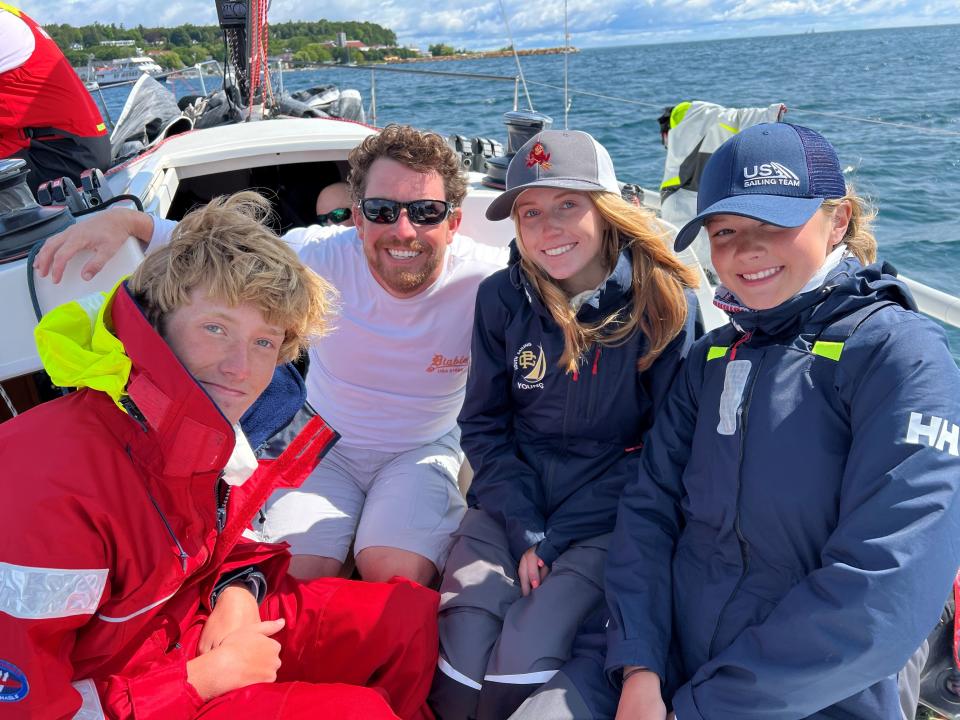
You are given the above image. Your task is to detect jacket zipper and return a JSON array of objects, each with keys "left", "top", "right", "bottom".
[
  {"left": 708, "top": 350, "right": 763, "bottom": 658},
  {"left": 128, "top": 445, "right": 189, "bottom": 572},
  {"left": 729, "top": 330, "right": 753, "bottom": 361},
  {"left": 215, "top": 473, "right": 230, "bottom": 534}
]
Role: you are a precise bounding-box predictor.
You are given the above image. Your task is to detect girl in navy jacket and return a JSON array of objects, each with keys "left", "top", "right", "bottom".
[
  {"left": 606, "top": 123, "right": 960, "bottom": 720},
  {"left": 429, "top": 130, "right": 700, "bottom": 720}
]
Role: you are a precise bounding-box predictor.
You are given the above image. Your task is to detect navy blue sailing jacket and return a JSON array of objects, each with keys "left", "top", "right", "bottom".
[
  {"left": 605, "top": 258, "right": 960, "bottom": 719},
  {"left": 459, "top": 244, "right": 701, "bottom": 567}
]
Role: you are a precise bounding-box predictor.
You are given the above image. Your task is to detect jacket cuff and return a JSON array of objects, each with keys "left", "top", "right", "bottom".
[
  {"left": 604, "top": 639, "right": 665, "bottom": 688},
  {"left": 209, "top": 565, "right": 267, "bottom": 609},
  {"left": 128, "top": 653, "right": 205, "bottom": 718},
  {"left": 535, "top": 538, "right": 559, "bottom": 567},
  {"left": 671, "top": 682, "right": 704, "bottom": 720},
  {"left": 507, "top": 527, "right": 546, "bottom": 563}
]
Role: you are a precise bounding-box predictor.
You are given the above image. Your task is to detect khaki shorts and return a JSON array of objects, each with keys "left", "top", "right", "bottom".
[{"left": 261, "top": 427, "right": 466, "bottom": 570}]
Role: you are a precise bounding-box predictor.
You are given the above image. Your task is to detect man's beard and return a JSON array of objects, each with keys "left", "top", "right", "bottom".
[{"left": 367, "top": 240, "right": 442, "bottom": 295}]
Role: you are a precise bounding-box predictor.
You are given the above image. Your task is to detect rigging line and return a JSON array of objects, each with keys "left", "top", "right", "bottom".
[
  {"left": 526, "top": 80, "right": 664, "bottom": 109},
  {"left": 563, "top": 0, "right": 570, "bottom": 129},
  {"left": 526, "top": 81, "right": 960, "bottom": 138},
  {"left": 498, "top": 0, "right": 534, "bottom": 111},
  {"left": 787, "top": 108, "right": 960, "bottom": 137},
  {"left": 0, "top": 382, "right": 16, "bottom": 418}
]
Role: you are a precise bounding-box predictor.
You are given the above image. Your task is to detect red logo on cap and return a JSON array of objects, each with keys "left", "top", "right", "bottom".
[{"left": 526, "top": 142, "right": 551, "bottom": 170}]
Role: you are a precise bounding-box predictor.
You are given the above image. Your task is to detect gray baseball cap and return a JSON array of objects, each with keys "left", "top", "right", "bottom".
[{"left": 485, "top": 130, "right": 621, "bottom": 221}]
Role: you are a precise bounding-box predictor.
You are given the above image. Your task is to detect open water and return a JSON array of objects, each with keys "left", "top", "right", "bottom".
[{"left": 95, "top": 23, "right": 960, "bottom": 351}]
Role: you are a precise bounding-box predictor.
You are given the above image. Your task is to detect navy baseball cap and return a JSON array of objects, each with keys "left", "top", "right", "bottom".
[
  {"left": 486, "top": 130, "right": 621, "bottom": 221},
  {"left": 673, "top": 122, "right": 847, "bottom": 252}
]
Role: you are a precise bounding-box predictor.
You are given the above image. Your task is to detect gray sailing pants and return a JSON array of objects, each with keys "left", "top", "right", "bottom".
[{"left": 429, "top": 508, "right": 610, "bottom": 720}]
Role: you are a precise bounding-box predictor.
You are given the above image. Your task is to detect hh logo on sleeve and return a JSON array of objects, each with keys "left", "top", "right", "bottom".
[{"left": 905, "top": 412, "right": 959, "bottom": 456}]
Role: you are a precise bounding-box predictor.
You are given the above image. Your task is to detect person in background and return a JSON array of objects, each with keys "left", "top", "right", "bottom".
[
  {"left": 0, "top": 3, "right": 110, "bottom": 195},
  {"left": 606, "top": 122, "right": 960, "bottom": 720},
  {"left": 0, "top": 192, "right": 439, "bottom": 719},
  {"left": 34, "top": 124, "right": 507, "bottom": 587},
  {"left": 430, "top": 129, "right": 700, "bottom": 720},
  {"left": 315, "top": 180, "right": 355, "bottom": 227}
]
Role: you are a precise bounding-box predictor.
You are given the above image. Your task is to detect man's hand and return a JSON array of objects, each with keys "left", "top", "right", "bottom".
[
  {"left": 517, "top": 545, "right": 549, "bottom": 597},
  {"left": 186, "top": 618, "right": 285, "bottom": 701},
  {"left": 33, "top": 207, "right": 153, "bottom": 283},
  {"left": 615, "top": 668, "right": 667, "bottom": 720},
  {"left": 198, "top": 584, "right": 262, "bottom": 655}
]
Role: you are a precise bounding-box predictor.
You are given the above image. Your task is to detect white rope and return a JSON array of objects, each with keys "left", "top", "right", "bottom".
[
  {"left": 498, "top": 0, "right": 534, "bottom": 111},
  {"left": 526, "top": 80, "right": 664, "bottom": 109},
  {"left": 787, "top": 107, "right": 960, "bottom": 137},
  {"left": 0, "top": 382, "right": 16, "bottom": 418},
  {"left": 562, "top": 0, "right": 570, "bottom": 129}
]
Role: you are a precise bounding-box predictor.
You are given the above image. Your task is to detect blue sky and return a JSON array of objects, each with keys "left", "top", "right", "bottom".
[{"left": 23, "top": 0, "right": 960, "bottom": 51}]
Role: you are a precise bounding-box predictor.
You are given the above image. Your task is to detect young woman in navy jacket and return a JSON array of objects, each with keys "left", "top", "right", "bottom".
[{"left": 429, "top": 129, "right": 700, "bottom": 719}]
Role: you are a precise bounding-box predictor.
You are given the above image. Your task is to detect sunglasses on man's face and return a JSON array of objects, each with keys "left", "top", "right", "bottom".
[
  {"left": 316, "top": 207, "right": 352, "bottom": 226},
  {"left": 360, "top": 198, "right": 452, "bottom": 226}
]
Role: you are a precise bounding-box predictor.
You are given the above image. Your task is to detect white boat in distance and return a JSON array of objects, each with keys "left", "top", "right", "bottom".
[{"left": 93, "top": 56, "right": 164, "bottom": 87}]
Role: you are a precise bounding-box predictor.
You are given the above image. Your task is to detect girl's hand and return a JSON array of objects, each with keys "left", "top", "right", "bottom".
[
  {"left": 518, "top": 545, "right": 549, "bottom": 596},
  {"left": 198, "top": 584, "right": 262, "bottom": 655},
  {"left": 615, "top": 668, "right": 667, "bottom": 720}
]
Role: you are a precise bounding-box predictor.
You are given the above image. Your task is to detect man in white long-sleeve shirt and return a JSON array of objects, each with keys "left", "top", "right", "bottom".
[{"left": 35, "top": 124, "right": 506, "bottom": 587}]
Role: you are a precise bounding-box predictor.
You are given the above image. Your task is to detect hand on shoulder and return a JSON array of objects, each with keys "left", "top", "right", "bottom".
[{"left": 33, "top": 207, "right": 153, "bottom": 283}]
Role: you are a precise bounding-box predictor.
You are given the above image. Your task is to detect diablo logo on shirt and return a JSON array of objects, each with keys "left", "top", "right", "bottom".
[
  {"left": 426, "top": 354, "right": 468, "bottom": 374},
  {"left": 514, "top": 342, "right": 546, "bottom": 390},
  {"left": 0, "top": 660, "right": 29, "bottom": 702}
]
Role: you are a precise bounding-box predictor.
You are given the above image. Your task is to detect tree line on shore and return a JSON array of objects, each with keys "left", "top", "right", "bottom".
[{"left": 45, "top": 19, "right": 425, "bottom": 69}]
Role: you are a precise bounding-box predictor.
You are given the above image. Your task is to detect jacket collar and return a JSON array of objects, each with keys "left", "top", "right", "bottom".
[
  {"left": 35, "top": 282, "right": 306, "bottom": 478},
  {"left": 713, "top": 257, "right": 916, "bottom": 338},
  {"left": 109, "top": 283, "right": 235, "bottom": 478}
]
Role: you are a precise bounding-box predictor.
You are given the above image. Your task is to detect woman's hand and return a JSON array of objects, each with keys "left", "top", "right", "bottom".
[
  {"left": 615, "top": 668, "right": 667, "bottom": 720},
  {"left": 517, "top": 545, "right": 549, "bottom": 596},
  {"left": 198, "top": 584, "right": 262, "bottom": 655}
]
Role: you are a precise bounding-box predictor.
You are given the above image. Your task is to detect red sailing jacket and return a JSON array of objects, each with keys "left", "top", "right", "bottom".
[
  {"left": 0, "top": 4, "right": 107, "bottom": 156},
  {"left": 0, "top": 285, "right": 337, "bottom": 718}
]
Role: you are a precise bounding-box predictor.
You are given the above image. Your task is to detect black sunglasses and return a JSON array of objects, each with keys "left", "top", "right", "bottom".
[
  {"left": 316, "top": 207, "right": 352, "bottom": 226},
  {"left": 360, "top": 198, "right": 452, "bottom": 226}
]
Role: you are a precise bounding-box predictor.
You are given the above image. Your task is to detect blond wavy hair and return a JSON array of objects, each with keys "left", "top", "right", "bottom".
[
  {"left": 128, "top": 192, "right": 337, "bottom": 363},
  {"left": 347, "top": 124, "right": 468, "bottom": 207},
  {"left": 821, "top": 188, "right": 878, "bottom": 264},
  {"left": 515, "top": 191, "right": 698, "bottom": 373}
]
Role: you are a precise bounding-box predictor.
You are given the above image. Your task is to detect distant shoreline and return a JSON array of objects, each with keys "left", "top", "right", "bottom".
[{"left": 391, "top": 47, "right": 577, "bottom": 63}]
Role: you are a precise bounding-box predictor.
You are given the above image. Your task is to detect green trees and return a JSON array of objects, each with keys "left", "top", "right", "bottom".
[{"left": 45, "top": 19, "right": 401, "bottom": 70}]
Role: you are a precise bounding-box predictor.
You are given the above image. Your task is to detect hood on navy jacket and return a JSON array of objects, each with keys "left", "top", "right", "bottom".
[
  {"left": 460, "top": 240, "right": 702, "bottom": 566},
  {"left": 605, "top": 258, "right": 960, "bottom": 720}
]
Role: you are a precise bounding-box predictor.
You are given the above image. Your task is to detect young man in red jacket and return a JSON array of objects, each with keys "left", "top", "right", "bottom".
[{"left": 0, "top": 192, "right": 439, "bottom": 719}]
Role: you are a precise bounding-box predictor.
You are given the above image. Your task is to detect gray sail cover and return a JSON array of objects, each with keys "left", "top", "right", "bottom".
[{"left": 109, "top": 74, "right": 193, "bottom": 162}]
